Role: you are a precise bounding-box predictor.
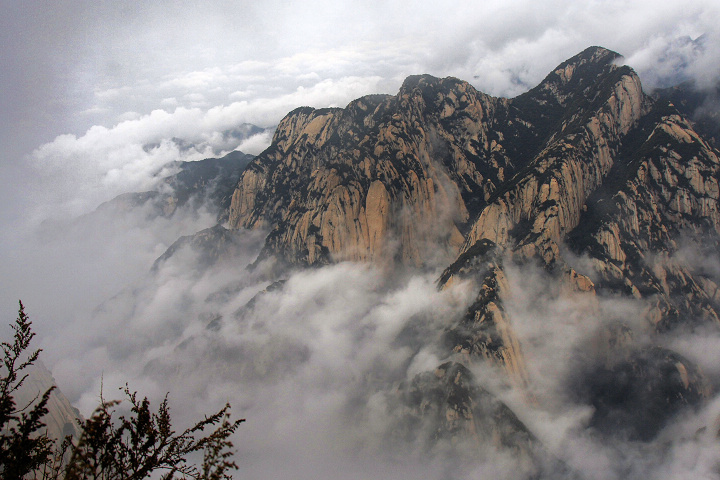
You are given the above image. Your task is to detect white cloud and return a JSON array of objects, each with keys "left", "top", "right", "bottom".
[
  {"left": 28, "top": 74, "right": 386, "bottom": 220},
  {"left": 237, "top": 131, "right": 273, "bottom": 155},
  {"left": 160, "top": 97, "right": 179, "bottom": 107},
  {"left": 24, "top": 232, "right": 720, "bottom": 479},
  {"left": 27, "top": 241, "right": 481, "bottom": 477},
  {"left": 162, "top": 67, "right": 229, "bottom": 90},
  {"left": 16, "top": 0, "right": 719, "bottom": 226}
]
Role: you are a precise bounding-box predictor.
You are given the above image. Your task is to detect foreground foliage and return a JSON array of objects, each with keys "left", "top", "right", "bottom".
[{"left": 0, "top": 301, "right": 244, "bottom": 480}]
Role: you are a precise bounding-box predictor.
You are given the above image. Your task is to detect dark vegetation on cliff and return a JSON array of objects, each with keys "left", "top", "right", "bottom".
[{"left": 0, "top": 302, "right": 244, "bottom": 480}]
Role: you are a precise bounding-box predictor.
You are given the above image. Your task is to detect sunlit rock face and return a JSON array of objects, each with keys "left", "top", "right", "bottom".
[
  {"left": 227, "top": 47, "right": 653, "bottom": 271},
  {"left": 227, "top": 83, "right": 487, "bottom": 266},
  {"left": 221, "top": 46, "right": 720, "bottom": 456}
]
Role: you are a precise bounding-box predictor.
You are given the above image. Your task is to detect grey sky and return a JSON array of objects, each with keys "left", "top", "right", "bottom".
[
  {"left": 1, "top": 1, "right": 718, "bottom": 214},
  {"left": 3, "top": 0, "right": 719, "bottom": 161}
]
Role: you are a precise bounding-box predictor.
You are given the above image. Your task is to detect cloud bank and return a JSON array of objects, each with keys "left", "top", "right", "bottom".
[
  {"left": 3, "top": 0, "right": 720, "bottom": 223},
  {"left": 22, "top": 227, "right": 720, "bottom": 479}
]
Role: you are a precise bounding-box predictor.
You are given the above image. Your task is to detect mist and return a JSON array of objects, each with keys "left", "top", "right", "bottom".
[{"left": 4, "top": 178, "right": 719, "bottom": 479}]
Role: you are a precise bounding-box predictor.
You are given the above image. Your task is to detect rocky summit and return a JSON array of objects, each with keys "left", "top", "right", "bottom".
[{"left": 221, "top": 46, "right": 720, "bottom": 455}]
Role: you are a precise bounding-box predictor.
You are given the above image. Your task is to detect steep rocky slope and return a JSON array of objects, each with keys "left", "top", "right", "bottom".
[
  {"left": 227, "top": 73, "right": 519, "bottom": 265},
  {"left": 227, "top": 47, "right": 651, "bottom": 269},
  {"left": 219, "top": 46, "right": 720, "bottom": 456},
  {"left": 567, "top": 109, "right": 720, "bottom": 331}
]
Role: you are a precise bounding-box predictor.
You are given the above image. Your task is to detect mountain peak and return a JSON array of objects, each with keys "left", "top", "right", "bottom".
[
  {"left": 567, "top": 45, "right": 622, "bottom": 66},
  {"left": 538, "top": 45, "right": 624, "bottom": 91},
  {"left": 400, "top": 73, "right": 438, "bottom": 88},
  {"left": 228, "top": 47, "right": 657, "bottom": 266},
  {"left": 510, "top": 46, "right": 638, "bottom": 121}
]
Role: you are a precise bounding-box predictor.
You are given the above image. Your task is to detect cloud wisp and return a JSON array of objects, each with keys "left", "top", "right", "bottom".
[
  {"left": 25, "top": 221, "right": 720, "bottom": 480},
  {"left": 14, "top": 0, "right": 719, "bottom": 227}
]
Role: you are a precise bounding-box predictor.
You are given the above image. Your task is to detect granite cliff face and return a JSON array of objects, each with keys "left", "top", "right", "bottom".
[
  {"left": 219, "top": 46, "right": 720, "bottom": 457},
  {"left": 227, "top": 86, "right": 482, "bottom": 266},
  {"left": 227, "top": 48, "right": 650, "bottom": 268}
]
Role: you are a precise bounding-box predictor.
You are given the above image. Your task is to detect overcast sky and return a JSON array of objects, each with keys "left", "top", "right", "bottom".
[{"left": 2, "top": 0, "right": 720, "bottom": 223}]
